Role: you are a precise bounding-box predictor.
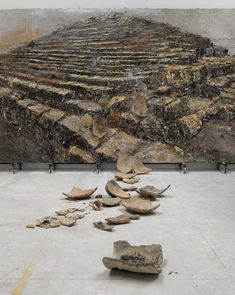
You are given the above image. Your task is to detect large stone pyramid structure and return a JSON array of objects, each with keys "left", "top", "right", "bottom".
[{"left": 0, "top": 12, "right": 234, "bottom": 163}]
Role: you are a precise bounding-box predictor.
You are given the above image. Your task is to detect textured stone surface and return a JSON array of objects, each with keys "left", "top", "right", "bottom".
[{"left": 0, "top": 12, "right": 234, "bottom": 163}]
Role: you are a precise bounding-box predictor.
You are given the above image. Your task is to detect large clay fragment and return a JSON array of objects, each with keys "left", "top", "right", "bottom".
[
  {"left": 138, "top": 185, "right": 171, "bottom": 198},
  {"left": 102, "top": 241, "right": 163, "bottom": 274},
  {"left": 93, "top": 221, "right": 113, "bottom": 232},
  {"left": 60, "top": 216, "right": 77, "bottom": 227},
  {"left": 117, "top": 154, "right": 135, "bottom": 174},
  {"left": 92, "top": 117, "right": 107, "bottom": 138},
  {"left": 132, "top": 158, "right": 152, "bottom": 174},
  {"left": 63, "top": 186, "right": 97, "bottom": 200},
  {"left": 99, "top": 196, "right": 121, "bottom": 207},
  {"left": 122, "top": 196, "right": 160, "bottom": 213},
  {"left": 105, "top": 214, "right": 131, "bottom": 225},
  {"left": 105, "top": 180, "right": 130, "bottom": 199},
  {"left": 35, "top": 216, "right": 61, "bottom": 229}
]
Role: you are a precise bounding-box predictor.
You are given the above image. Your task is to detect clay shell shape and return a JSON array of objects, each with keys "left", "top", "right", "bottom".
[
  {"left": 102, "top": 240, "right": 163, "bottom": 274},
  {"left": 117, "top": 154, "right": 135, "bottom": 174},
  {"left": 122, "top": 177, "right": 139, "bottom": 184},
  {"left": 138, "top": 185, "right": 171, "bottom": 198},
  {"left": 105, "top": 180, "right": 130, "bottom": 199},
  {"left": 122, "top": 196, "right": 160, "bottom": 214},
  {"left": 63, "top": 186, "right": 97, "bottom": 200}
]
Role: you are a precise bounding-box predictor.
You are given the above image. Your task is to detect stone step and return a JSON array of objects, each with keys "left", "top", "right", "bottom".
[{"left": 0, "top": 90, "right": 117, "bottom": 162}]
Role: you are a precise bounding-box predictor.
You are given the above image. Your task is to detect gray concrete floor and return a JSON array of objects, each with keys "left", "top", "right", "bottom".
[{"left": 0, "top": 170, "right": 235, "bottom": 295}]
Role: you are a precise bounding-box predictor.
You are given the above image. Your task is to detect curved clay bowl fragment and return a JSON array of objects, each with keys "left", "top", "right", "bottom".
[
  {"left": 117, "top": 154, "right": 135, "bottom": 174},
  {"left": 133, "top": 158, "right": 152, "bottom": 174},
  {"left": 99, "top": 197, "right": 121, "bottom": 207},
  {"left": 102, "top": 240, "right": 163, "bottom": 274},
  {"left": 63, "top": 186, "right": 97, "bottom": 200},
  {"left": 92, "top": 117, "right": 107, "bottom": 138},
  {"left": 105, "top": 180, "right": 130, "bottom": 199},
  {"left": 122, "top": 196, "right": 160, "bottom": 213},
  {"left": 115, "top": 172, "right": 137, "bottom": 180},
  {"left": 105, "top": 214, "right": 131, "bottom": 225},
  {"left": 138, "top": 185, "right": 171, "bottom": 198}
]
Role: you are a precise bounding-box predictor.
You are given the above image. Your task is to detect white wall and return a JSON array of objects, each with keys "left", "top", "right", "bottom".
[{"left": 0, "top": 0, "right": 235, "bottom": 9}]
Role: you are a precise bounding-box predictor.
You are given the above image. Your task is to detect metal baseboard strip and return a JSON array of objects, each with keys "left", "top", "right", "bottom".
[{"left": 0, "top": 162, "right": 234, "bottom": 172}]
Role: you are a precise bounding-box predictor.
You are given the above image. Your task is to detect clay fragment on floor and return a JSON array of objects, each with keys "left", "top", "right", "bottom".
[
  {"left": 105, "top": 180, "right": 130, "bottom": 199},
  {"left": 117, "top": 153, "right": 135, "bottom": 174},
  {"left": 138, "top": 185, "right": 171, "bottom": 198},
  {"left": 60, "top": 216, "right": 77, "bottom": 227},
  {"left": 93, "top": 221, "right": 113, "bottom": 232},
  {"left": 63, "top": 186, "right": 97, "bottom": 200},
  {"left": 122, "top": 196, "right": 160, "bottom": 213},
  {"left": 89, "top": 199, "right": 103, "bottom": 210},
  {"left": 115, "top": 172, "right": 137, "bottom": 180},
  {"left": 132, "top": 158, "right": 152, "bottom": 174},
  {"left": 121, "top": 185, "right": 137, "bottom": 191},
  {"left": 102, "top": 240, "right": 163, "bottom": 274},
  {"left": 105, "top": 214, "right": 131, "bottom": 225},
  {"left": 26, "top": 224, "right": 35, "bottom": 229},
  {"left": 122, "top": 177, "right": 139, "bottom": 184},
  {"left": 99, "top": 196, "right": 121, "bottom": 207}
]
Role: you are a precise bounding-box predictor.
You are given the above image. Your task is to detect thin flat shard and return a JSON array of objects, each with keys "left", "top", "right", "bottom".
[
  {"left": 105, "top": 214, "right": 131, "bottom": 225},
  {"left": 138, "top": 185, "right": 171, "bottom": 198},
  {"left": 93, "top": 221, "right": 113, "bottom": 232}
]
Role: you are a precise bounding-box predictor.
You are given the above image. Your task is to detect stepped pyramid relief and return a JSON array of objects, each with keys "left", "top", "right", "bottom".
[{"left": 0, "top": 12, "right": 234, "bottom": 163}]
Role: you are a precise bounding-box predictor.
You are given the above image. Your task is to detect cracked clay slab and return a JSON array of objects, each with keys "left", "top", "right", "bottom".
[{"left": 102, "top": 240, "right": 163, "bottom": 274}]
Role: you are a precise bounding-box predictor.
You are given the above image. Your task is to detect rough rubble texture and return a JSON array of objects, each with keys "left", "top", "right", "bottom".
[{"left": 0, "top": 12, "right": 234, "bottom": 163}]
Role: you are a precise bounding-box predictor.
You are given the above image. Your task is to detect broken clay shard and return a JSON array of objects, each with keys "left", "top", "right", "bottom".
[
  {"left": 105, "top": 180, "right": 130, "bottom": 199},
  {"left": 121, "top": 185, "right": 137, "bottom": 191},
  {"left": 102, "top": 240, "right": 163, "bottom": 274},
  {"left": 60, "top": 216, "right": 76, "bottom": 227},
  {"left": 63, "top": 186, "right": 97, "bottom": 200},
  {"left": 89, "top": 199, "right": 103, "bottom": 211},
  {"left": 122, "top": 196, "right": 160, "bottom": 214},
  {"left": 93, "top": 221, "right": 113, "bottom": 232},
  {"left": 115, "top": 172, "right": 137, "bottom": 180},
  {"left": 92, "top": 117, "right": 107, "bottom": 138},
  {"left": 99, "top": 196, "right": 121, "bottom": 207},
  {"left": 117, "top": 154, "right": 135, "bottom": 174},
  {"left": 132, "top": 158, "right": 152, "bottom": 175},
  {"left": 26, "top": 224, "right": 35, "bottom": 229},
  {"left": 138, "top": 184, "right": 171, "bottom": 198},
  {"left": 122, "top": 177, "right": 139, "bottom": 184},
  {"left": 105, "top": 214, "right": 131, "bottom": 225}
]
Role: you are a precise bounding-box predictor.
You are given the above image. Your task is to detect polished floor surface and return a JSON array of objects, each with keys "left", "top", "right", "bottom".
[{"left": 0, "top": 170, "right": 234, "bottom": 295}]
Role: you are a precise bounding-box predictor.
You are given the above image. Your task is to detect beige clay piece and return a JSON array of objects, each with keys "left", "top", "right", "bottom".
[
  {"left": 99, "top": 196, "right": 121, "bottom": 207},
  {"left": 138, "top": 185, "right": 171, "bottom": 198},
  {"left": 63, "top": 186, "right": 97, "bottom": 200},
  {"left": 132, "top": 158, "right": 152, "bottom": 174},
  {"left": 93, "top": 221, "right": 113, "bottom": 232},
  {"left": 115, "top": 172, "right": 137, "bottom": 180},
  {"left": 105, "top": 214, "right": 131, "bottom": 225},
  {"left": 89, "top": 199, "right": 103, "bottom": 211},
  {"left": 122, "top": 196, "right": 160, "bottom": 213},
  {"left": 60, "top": 216, "right": 77, "bottom": 227},
  {"left": 102, "top": 240, "right": 163, "bottom": 274},
  {"left": 105, "top": 180, "right": 130, "bottom": 199},
  {"left": 122, "top": 177, "right": 139, "bottom": 184},
  {"left": 117, "top": 154, "right": 135, "bottom": 174}
]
